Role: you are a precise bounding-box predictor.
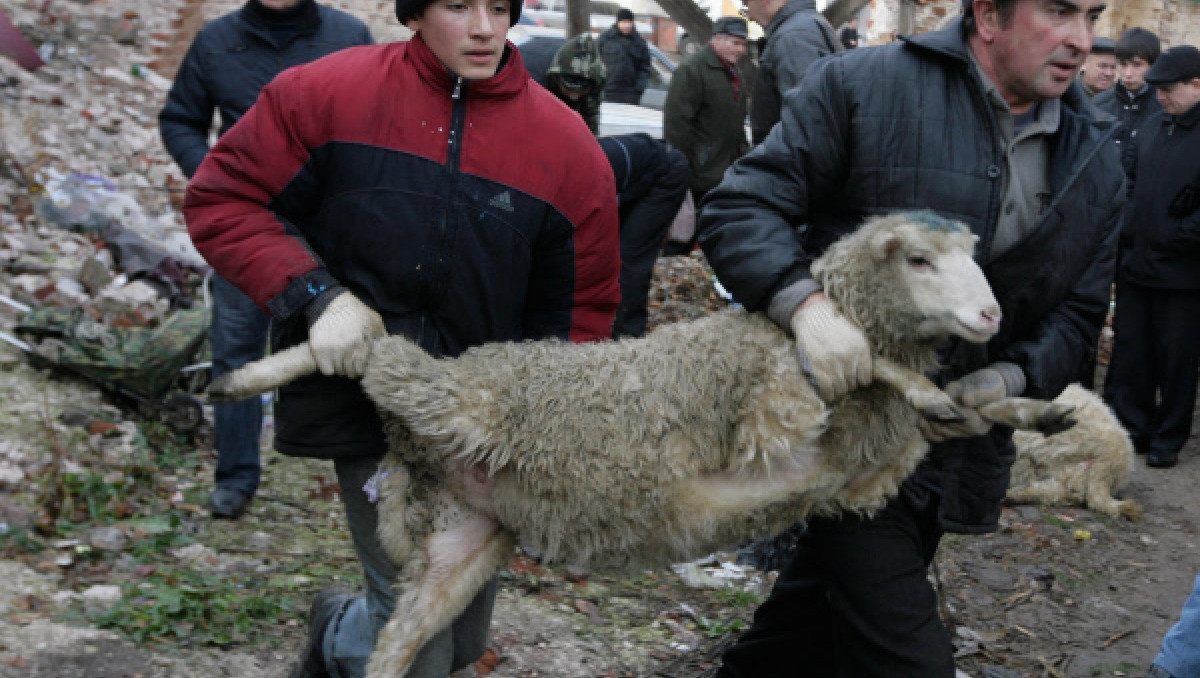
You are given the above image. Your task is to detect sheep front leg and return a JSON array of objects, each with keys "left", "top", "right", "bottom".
[
  {"left": 978, "top": 398, "right": 1077, "bottom": 436},
  {"left": 871, "top": 357, "right": 965, "bottom": 423},
  {"left": 366, "top": 512, "right": 514, "bottom": 678}
]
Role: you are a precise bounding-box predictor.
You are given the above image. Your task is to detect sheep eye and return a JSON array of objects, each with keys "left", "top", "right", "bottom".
[{"left": 907, "top": 255, "right": 932, "bottom": 268}]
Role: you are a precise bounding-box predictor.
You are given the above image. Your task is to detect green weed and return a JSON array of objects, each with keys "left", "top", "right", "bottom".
[{"left": 91, "top": 567, "right": 302, "bottom": 646}]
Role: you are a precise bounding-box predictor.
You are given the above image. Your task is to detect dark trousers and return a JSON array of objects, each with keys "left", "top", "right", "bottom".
[
  {"left": 210, "top": 274, "right": 269, "bottom": 495},
  {"left": 601, "top": 137, "right": 689, "bottom": 338},
  {"left": 1103, "top": 280, "right": 1200, "bottom": 456},
  {"left": 717, "top": 495, "right": 955, "bottom": 678}
]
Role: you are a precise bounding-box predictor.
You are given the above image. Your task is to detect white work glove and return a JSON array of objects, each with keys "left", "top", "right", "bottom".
[
  {"left": 304, "top": 289, "right": 385, "bottom": 378},
  {"left": 920, "top": 362, "right": 1026, "bottom": 442},
  {"left": 789, "top": 295, "right": 873, "bottom": 401}
]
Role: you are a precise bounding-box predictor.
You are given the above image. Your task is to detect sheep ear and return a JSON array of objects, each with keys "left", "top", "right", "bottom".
[{"left": 869, "top": 230, "right": 904, "bottom": 262}]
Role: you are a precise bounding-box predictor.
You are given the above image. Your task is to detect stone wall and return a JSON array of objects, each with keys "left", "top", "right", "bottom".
[{"left": 859, "top": 0, "right": 1200, "bottom": 48}]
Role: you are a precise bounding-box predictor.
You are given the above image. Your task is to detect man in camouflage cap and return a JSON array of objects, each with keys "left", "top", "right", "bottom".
[{"left": 545, "top": 34, "right": 608, "bottom": 133}]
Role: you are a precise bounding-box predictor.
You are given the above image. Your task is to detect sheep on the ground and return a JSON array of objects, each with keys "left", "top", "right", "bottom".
[
  {"left": 1007, "top": 383, "right": 1141, "bottom": 520},
  {"left": 209, "top": 212, "right": 1077, "bottom": 678}
]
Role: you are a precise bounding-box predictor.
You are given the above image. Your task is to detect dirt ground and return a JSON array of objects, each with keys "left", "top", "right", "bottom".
[{"left": 0, "top": 256, "right": 1196, "bottom": 678}]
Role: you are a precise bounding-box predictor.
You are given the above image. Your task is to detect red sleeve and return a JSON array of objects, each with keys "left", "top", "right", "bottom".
[
  {"left": 182, "top": 68, "right": 320, "bottom": 313},
  {"left": 568, "top": 163, "right": 621, "bottom": 343}
]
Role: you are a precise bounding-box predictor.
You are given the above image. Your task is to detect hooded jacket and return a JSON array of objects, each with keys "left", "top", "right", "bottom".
[
  {"left": 544, "top": 34, "right": 607, "bottom": 134},
  {"left": 185, "top": 36, "right": 621, "bottom": 459},
  {"left": 699, "top": 22, "right": 1125, "bottom": 532},
  {"left": 1118, "top": 102, "right": 1200, "bottom": 290},
  {"left": 159, "top": 0, "right": 372, "bottom": 178}
]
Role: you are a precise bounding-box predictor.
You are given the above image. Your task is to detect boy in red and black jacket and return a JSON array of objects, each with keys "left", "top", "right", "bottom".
[{"left": 184, "top": 0, "right": 620, "bottom": 674}]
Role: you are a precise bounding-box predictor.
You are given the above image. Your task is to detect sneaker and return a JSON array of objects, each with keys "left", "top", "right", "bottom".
[
  {"left": 288, "top": 589, "right": 354, "bottom": 678},
  {"left": 1146, "top": 665, "right": 1175, "bottom": 678},
  {"left": 209, "top": 487, "right": 251, "bottom": 520}
]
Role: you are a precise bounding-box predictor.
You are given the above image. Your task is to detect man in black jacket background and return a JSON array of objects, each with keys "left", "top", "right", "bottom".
[
  {"left": 597, "top": 8, "right": 652, "bottom": 104},
  {"left": 699, "top": 0, "right": 1124, "bottom": 673},
  {"left": 1104, "top": 46, "right": 1200, "bottom": 470},
  {"left": 1093, "top": 28, "right": 1162, "bottom": 184},
  {"left": 159, "top": 0, "right": 372, "bottom": 520}
]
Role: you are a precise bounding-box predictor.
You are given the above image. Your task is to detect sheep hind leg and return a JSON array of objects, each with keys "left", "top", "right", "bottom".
[
  {"left": 1084, "top": 478, "right": 1143, "bottom": 521},
  {"left": 366, "top": 514, "right": 515, "bottom": 678},
  {"left": 978, "top": 398, "right": 1077, "bottom": 436},
  {"left": 872, "top": 357, "right": 965, "bottom": 423}
]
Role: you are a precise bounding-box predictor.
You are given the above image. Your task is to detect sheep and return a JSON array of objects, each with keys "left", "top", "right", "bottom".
[
  {"left": 1007, "top": 383, "right": 1141, "bottom": 520},
  {"left": 208, "top": 212, "right": 1077, "bottom": 677}
]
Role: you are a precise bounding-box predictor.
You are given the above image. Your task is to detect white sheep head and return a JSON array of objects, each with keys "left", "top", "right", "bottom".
[{"left": 813, "top": 211, "right": 1002, "bottom": 356}]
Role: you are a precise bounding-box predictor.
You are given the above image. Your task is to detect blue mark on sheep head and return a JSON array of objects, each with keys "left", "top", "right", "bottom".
[{"left": 901, "top": 210, "right": 967, "bottom": 235}]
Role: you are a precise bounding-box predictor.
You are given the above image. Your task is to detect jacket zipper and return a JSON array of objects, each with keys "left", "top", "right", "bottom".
[{"left": 420, "top": 76, "right": 467, "bottom": 347}]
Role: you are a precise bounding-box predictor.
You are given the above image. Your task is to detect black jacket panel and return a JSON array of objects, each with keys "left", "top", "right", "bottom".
[
  {"left": 1118, "top": 103, "right": 1200, "bottom": 290},
  {"left": 1093, "top": 82, "right": 1162, "bottom": 190}
]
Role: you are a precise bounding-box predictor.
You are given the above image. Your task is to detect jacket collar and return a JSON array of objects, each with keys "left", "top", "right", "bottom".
[
  {"left": 239, "top": 0, "right": 321, "bottom": 36},
  {"left": 1114, "top": 81, "right": 1155, "bottom": 104},
  {"left": 406, "top": 33, "right": 529, "bottom": 100},
  {"left": 766, "top": 0, "right": 817, "bottom": 39},
  {"left": 1170, "top": 99, "right": 1200, "bottom": 129}
]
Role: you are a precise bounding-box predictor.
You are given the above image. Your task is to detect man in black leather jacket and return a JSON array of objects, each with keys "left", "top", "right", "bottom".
[
  {"left": 159, "top": 0, "right": 372, "bottom": 520},
  {"left": 699, "top": 0, "right": 1125, "bottom": 674}
]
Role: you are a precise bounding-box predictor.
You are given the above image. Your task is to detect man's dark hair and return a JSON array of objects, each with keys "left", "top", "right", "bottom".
[
  {"left": 1115, "top": 27, "right": 1161, "bottom": 64},
  {"left": 961, "top": 0, "right": 1019, "bottom": 36}
]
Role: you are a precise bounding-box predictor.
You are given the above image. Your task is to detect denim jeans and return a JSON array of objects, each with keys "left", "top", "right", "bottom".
[
  {"left": 210, "top": 274, "right": 269, "bottom": 495},
  {"left": 327, "top": 455, "right": 498, "bottom": 678},
  {"left": 1154, "top": 573, "right": 1200, "bottom": 678}
]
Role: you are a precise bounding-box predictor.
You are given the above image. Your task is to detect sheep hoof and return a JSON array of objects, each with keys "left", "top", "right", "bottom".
[
  {"left": 1036, "top": 404, "right": 1077, "bottom": 436},
  {"left": 920, "top": 401, "right": 967, "bottom": 424}
]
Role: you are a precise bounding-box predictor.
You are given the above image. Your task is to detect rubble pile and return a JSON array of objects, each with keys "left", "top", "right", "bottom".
[{"left": 0, "top": 0, "right": 207, "bottom": 339}]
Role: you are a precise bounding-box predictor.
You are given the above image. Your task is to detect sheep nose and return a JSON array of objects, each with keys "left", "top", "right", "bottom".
[{"left": 980, "top": 306, "right": 1002, "bottom": 327}]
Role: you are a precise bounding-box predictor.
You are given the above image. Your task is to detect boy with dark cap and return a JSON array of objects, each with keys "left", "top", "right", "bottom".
[
  {"left": 1094, "top": 27, "right": 1163, "bottom": 181},
  {"left": 598, "top": 7, "right": 652, "bottom": 103},
  {"left": 182, "top": 0, "right": 622, "bottom": 674},
  {"left": 1080, "top": 36, "right": 1117, "bottom": 96},
  {"left": 1104, "top": 45, "right": 1200, "bottom": 470}
]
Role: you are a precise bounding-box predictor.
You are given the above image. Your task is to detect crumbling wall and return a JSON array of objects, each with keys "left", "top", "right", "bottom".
[{"left": 861, "top": 0, "right": 1200, "bottom": 48}]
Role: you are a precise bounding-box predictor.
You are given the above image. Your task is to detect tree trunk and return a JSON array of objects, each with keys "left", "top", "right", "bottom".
[
  {"left": 653, "top": 0, "right": 714, "bottom": 43},
  {"left": 822, "top": 0, "right": 872, "bottom": 30},
  {"left": 652, "top": 0, "right": 873, "bottom": 44},
  {"left": 566, "top": 0, "right": 590, "bottom": 38}
]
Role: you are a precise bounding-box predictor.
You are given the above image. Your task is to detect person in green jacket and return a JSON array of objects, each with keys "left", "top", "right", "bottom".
[{"left": 664, "top": 16, "right": 750, "bottom": 203}]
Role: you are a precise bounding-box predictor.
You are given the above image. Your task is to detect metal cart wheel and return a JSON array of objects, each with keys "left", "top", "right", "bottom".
[{"left": 163, "top": 393, "right": 206, "bottom": 432}]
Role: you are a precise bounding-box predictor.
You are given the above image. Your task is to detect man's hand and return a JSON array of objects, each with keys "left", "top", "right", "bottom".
[
  {"left": 920, "top": 362, "right": 1026, "bottom": 442},
  {"left": 943, "top": 362, "right": 1026, "bottom": 408},
  {"left": 790, "top": 294, "right": 872, "bottom": 401},
  {"left": 305, "top": 290, "right": 385, "bottom": 378}
]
